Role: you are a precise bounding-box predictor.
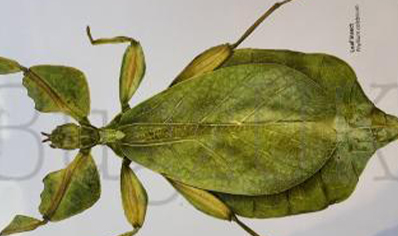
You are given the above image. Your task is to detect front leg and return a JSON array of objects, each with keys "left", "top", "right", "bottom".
[{"left": 0, "top": 150, "right": 101, "bottom": 236}]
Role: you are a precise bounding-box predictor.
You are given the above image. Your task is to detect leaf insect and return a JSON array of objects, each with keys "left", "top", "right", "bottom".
[{"left": 1, "top": 0, "right": 397, "bottom": 235}]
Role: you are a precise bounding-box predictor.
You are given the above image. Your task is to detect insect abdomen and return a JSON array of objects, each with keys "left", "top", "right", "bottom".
[{"left": 216, "top": 150, "right": 361, "bottom": 218}]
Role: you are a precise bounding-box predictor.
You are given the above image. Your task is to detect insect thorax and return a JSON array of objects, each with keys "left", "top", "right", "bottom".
[{"left": 98, "top": 128, "right": 126, "bottom": 144}]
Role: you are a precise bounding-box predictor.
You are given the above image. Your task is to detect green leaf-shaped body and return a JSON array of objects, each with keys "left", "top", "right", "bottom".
[
  {"left": 214, "top": 49, "right": 398, "bottom": 218},
  {"left": 118, "top": 63, "right": 337, "bottom": 196},
  {"left": 113, "top": 49, "right": 398, "bottom": 218}
]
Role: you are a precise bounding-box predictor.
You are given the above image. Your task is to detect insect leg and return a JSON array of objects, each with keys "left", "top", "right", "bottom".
[
  {"left": 232, "top": 0, "right": 297, "bottom": 48},
  {"left": 0, "top": 216, "right": 47, "bottom": 236},
  {"left": 112, "top": 158, "right": 148, "bottom": 236},
  {"left": 232, "top": 216, "right": 262, "bottom": 236},
  {"left": 86, "top": 27, "right": 146, "bottom": 112},
  {"left": 168, "top": 179, "right": 264, "bottom": 236},
  {"left": 170, "top": 0, "right": 298, "bottom": 86},
  {"left": 86, "top": 26, "right": 135, "bottom": 45},
  {"left": 0, "top": 56, "right": 26, "bottom": 75}
]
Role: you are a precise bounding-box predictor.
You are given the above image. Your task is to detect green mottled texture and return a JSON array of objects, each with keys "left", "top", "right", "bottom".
[
  {"left": 2, "top": 27, "right": 397, "bottom": 236},
  {"left": 39, "top": 152, "right": 101, "bottom": 222},
  {"left": 169, "top": 179, "right": 233, "bottom": 221},
  {"left": 170, "top": 44, "right": 233, "bottom": 86},
  {"left": 0, "top": 56, "right": 22, "bottom": 75},
  {"left": 121, "top": 160, "right": 148, "bottom": 228},
  {"left": 49, "top": 124, "right": 100, "bottom": 150},
  {"left": 119, "top": 41, "right": 146, "bottom": 110},
  {"left": 117, "top": 63, "right": 338, "bottom": 196},
  {"left": 5, "top": 1, "right": 398, "bottom": 235},
  {"left": 115, "top": 49, "right": 398, "bottom": 218},
  {"left": 22, "top": 65, "right": 90, "bottom": 123},
  {"left": 209, "top": 49, "right": 398, "bottom": 218},
  {"left": 0, "top": 215, "right": 45, "bottom": 236}
]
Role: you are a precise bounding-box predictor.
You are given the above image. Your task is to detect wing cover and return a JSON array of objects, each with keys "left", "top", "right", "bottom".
[{"left": 118, "top": 62, "right": 337, "bottom": 196}]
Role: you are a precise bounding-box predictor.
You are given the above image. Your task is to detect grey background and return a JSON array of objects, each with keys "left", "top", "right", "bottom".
[{"left": 0, "top": 0, "right": 398, "bottom": 236}]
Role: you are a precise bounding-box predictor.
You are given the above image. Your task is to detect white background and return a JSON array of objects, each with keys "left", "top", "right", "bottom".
[{"left": 0, "top": 0, "right": 398, "bottom": 236}]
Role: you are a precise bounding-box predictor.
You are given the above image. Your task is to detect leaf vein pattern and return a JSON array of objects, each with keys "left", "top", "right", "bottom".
[{"left": 199, "top": 72, "right": 257, "bottom": 123}]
